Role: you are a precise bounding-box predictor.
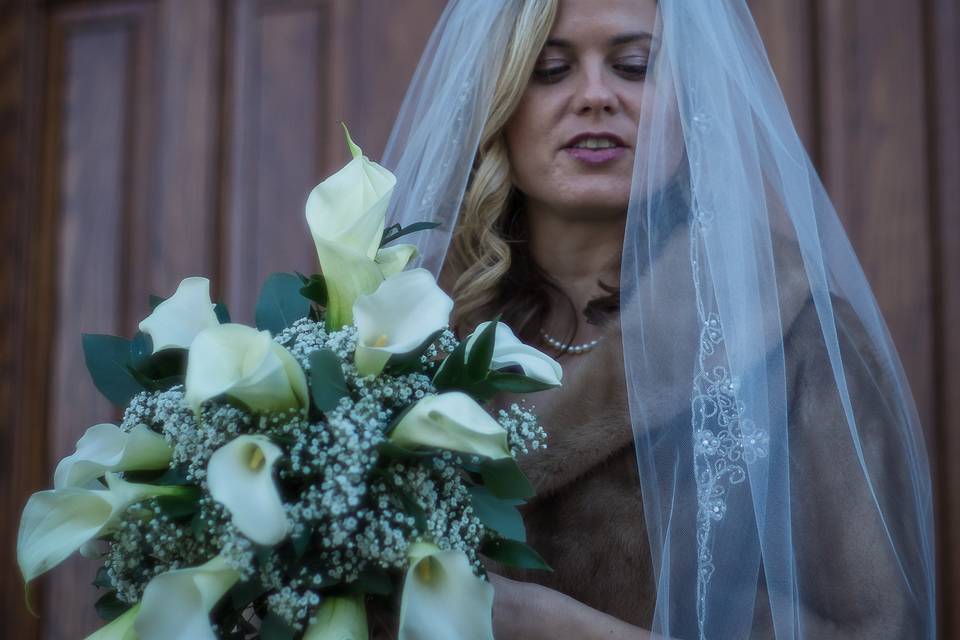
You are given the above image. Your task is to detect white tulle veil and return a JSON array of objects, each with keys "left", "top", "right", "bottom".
[{"left": 380, "top": 1, "right": 936, "bottom": 638}]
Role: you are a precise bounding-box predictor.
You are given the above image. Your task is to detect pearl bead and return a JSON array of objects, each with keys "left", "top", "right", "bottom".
[{"left": 538, "top": 329, "right": 603, "bottom": 355}]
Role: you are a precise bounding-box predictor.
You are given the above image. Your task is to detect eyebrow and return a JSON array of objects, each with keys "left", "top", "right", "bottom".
[{"left": 545, "top": 32, "right": 653, "bottom": 49}]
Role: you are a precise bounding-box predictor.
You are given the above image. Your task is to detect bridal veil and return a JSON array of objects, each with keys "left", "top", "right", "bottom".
[{"left": 379, "top": 1, "right": 936, "bottom": 637}]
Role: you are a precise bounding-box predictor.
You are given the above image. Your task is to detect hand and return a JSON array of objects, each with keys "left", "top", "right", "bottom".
[
  {"left": 488, "top": 572, "right": 547, "bottom": 640},
  {"left": 488, "top": 572, "right": 654, "bottom": 640}
]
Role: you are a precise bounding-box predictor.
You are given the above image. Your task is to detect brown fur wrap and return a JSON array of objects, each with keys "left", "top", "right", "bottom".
[{"left": 486, "top": 319, "right": 656, "bottom": 627}]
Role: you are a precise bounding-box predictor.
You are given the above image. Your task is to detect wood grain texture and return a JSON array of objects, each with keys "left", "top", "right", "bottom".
[
  {"left": 0, "top": 1, "right": 46, "bottom": 638},
  {"left": 350, "top": 0, "right": 447, "bottom": 159},
  {"left": 128, "top": 0, "right": 221, "bottom": 319},
  {"left": 926, "top": 0, "right": 960, "bottom": 634},
  {"left": 816, "top": 0, "right": 936, "bottom": 437},
  {"left": 0, "top": 1, "right": 956, "bottom": 638},
  {"left": 746, "top": 0, "right": 818, "bottom": 156},
  {"left": 43, "top": 4, "right": 149, "bottom": 637},
  {"left": 223, "top": 0, "right": 335, "bottom": 323}
]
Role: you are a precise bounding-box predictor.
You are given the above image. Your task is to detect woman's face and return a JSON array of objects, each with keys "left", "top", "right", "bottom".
[{"left": 504, "top": 0, "right": 664, "bottom": 221}]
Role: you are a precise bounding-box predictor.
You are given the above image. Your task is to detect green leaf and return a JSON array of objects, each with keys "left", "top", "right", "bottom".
[
  {"left": 130, "top": 331, "right": 153, "bottom": 367},
  {"left": 82, "top": 334, "right": 146, "bottom": 406},
  {"left": 94, "top": 591, "right": 132, "bottom": 621},
  {"left": 379, "top": 220, "right": 440, "bottom": 247},
  {"left": 480, "top": 538, "right": 552, "bottom": 571},
  {"left": 309, "top": 349, "right": 349, "bottom": 412},
  {"left": 261, "top": 613, "right": 296, "bottom": 640},
  {"left": 155, "top": 487, "right": 201, "bottom": 519},
  {"left": 190, "top": 512, "right": 206, "bottom": 538},
  {"left": 350, "top": 568, "right": 394, "bottom": 595},
  {"left": 466, "top": 315, "right": 500, "bottom": 381},
  {"left": 133, "top": 347, "right": 187, "bottom": 382},
  {"left": 292, "top": 526, "right": 312, "bottom": 559},
  {"left": 93, "top": 565, "right": 113, "bottom": 590},
  {"left": 150, "top": 466, "right": 193, "bottom": 486},
  {"left": 254, "top": 545, "right": 274, "bottom": 567},
  {"left": 299, "top": 275, "right": 327, "bottom": 306},
  {"left": 467, "top": 485, "right": 526, "bottom": 542},
  {"left": 431, "top": 339, "right": 469, "bottom": 390},
  {"left": 375, "top": 440, "right": 436, "bottom": 461},
  {"left": 214, "top": 301, "right": 231, "bottom": 324},
  {"left": 398, "top": 490, "right": 429, "bottom": 532},
  {"left": 383, "top": 328, "right": 444, "bottom": 376},
  {"left": 487, "top": 371, "right": 558, "bottom": 394},
  {"left": 255, "top": 273, "right": 310, "bottom": 335},
  {"left": 480, "top": 457, "right": 535, "bottom": 500},
  {"left": 121, "top": 465, "right": 190, "bottom": 486}
]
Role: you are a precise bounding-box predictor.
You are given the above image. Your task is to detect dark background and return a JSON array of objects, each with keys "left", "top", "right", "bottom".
[{"left": 1, "top": 0, "right": 957, "bottom": 637}]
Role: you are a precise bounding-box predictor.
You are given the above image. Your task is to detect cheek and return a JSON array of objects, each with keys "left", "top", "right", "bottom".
[{"left": 504, "top": 98, "right": 557, "bottom": 192}]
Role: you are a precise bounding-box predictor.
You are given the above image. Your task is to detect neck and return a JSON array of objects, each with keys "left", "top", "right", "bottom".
[{"left": 525, "top": 201, "right": 624, "bottom": 337}]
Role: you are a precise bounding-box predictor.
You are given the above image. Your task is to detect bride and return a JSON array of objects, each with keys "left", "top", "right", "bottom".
[{"left": 378, "top": 0, "right": 936, "bottom": 638}]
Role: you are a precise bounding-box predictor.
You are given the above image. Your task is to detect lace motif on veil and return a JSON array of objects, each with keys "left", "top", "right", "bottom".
[{"left": 687, "top": 108, "right": 771, "bottom": 638}]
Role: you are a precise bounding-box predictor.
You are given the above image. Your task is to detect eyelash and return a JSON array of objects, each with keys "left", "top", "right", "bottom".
[{"left": 532, "top": 63, "right": 648, "bottom": 84}]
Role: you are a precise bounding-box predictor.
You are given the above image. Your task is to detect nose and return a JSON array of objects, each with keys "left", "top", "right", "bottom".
[{"left": 572, "top": 63, "right": 618, "bottom": 115}]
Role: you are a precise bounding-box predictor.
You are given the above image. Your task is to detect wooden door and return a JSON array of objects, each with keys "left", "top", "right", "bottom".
[
  {"left": 1, "top": 0, "right": 957, "bottom": 637},
  {"left": 1, "top": 1, "right": 446, "bottom": 636}
]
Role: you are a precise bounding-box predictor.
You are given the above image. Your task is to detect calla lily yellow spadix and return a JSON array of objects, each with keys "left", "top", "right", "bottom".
[
  {"left": 304, "top": 593, "right": 369, "bottom": 640},
  {"left": 305, "top": 123, "right": 416, "bottom": 330},
  {"left": 185, "top": 323, "right": 309, "bottom": 414},
  {"left": 389, "top": 391, "right": 512, "bottom": 460},
  {"left": 353, "top": 268, "right": 454, "bottom": 377},
  {"left": 133, "top": 555, "right": 240, "bottom": 640},
  {"left": 17, "top": 473, "right": 192, "bottom": 583},
  {"left": 54, "top": 423, "right": 172, "bottom": 490},
  {"left": 207, "top": 435, "right": 290, "bottom": 545},
  {"left": 138, "top": 276, "right": 220, "bottom": 353},
  {"left": 466, "top": 321, "right": 563, "bottom": 386},
  {"left": 399, "top": 541, "right": 495, "bottom": 640}
]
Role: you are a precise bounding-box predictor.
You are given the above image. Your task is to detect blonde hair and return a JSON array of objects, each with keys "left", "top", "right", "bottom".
[{"left": 444, "top": 0, "right": 559, "bottom": 337}]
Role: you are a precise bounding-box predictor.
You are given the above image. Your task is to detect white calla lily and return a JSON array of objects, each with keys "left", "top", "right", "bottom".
[
  {"left": 399, "top": 541, "right": 495, "bottom": 640},
  {"left": 185, "top": 324, "right": 309, "bottom": 414},
  {"left": 85, "top": 603, "right": 140, "bottom": 640},
  {"left": 374, "top": 243, "right": 419, "bottom": 279},
  {"left": 54, "top": 423, "right": 172, "bottom": 490},
  {"left": 134, "top": 555, "right": 240, "bottom": 640},
  {"left": 207, "top": 435, "right": 289, "bottom": 545},
  {"left": 17, "top": 473, "right": 190, "bottom": 583},
  {"left": 304, "top": 594, "right": 368, "bottom": 640},
  {"left": 306, "top": 124, "right": 416, "bottom": 329},
  {"left": 353, "top": 269, "right": 454, "bottom": 377},
  {"left": 138, "top": 277, "right": 220, "bottom": 353},
  {"left": 389, "top": 392, "right": 511, "bottom": 460},
  {"left": 466, "top": 321, "right": 563, "bottom": 386}
]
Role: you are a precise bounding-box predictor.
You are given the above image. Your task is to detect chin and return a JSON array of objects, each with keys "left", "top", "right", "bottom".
[
  {"left": 554, "top": 196, "right": 630, "bottom": 219},
  {"left": 555, "top": 186, "right": 631, "bottom": 215}
]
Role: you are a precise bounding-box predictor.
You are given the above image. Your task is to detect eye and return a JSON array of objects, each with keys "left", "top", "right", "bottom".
[
  {"left": 613, "top": 63, "right": 648, "bottom": 80},
  {"left": 532, "top": 65, "right": 571, "bottom": 84}
]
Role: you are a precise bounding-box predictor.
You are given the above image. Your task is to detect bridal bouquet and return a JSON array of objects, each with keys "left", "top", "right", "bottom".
[{"left": 17, "top": 126, "right": 562, "bottom": 639}]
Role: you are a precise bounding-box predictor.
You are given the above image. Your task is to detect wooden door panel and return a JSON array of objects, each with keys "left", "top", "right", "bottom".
[
  {"left": 223, "top": 0, "right": 339, "bottom": 323},
  {"left": 42, "top": 3, "right": 155, "bottom": 636},
  {"left": 816, "top": 0, "right": 936, "bottom": 436},
  {"left": 0, "top": 1, "right": 955, "bottom": 638}
]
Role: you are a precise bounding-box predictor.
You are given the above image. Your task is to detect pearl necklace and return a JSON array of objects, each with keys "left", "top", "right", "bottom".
[{"left": 539, "top": 328, "right": 603, "bottom": 354}]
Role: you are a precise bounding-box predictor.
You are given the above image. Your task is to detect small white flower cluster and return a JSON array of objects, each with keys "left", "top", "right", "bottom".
[
  {"left": 274, "top": 318, "right": 354, "bottom": 371},
  {"left": 121, "top": 386, "right": 257, "bottom": 482},
  {"left": 100, "top": 317, "right": 540, "bottom": 633},
  {"left": 267, "top": 586, "right": 321, "bottom": 631},
  {"left": 105, "top": 496, "right": 225, "bottom": 604},
  {"left": 496, "top": 400, "right": 548, "bottom": 457}
]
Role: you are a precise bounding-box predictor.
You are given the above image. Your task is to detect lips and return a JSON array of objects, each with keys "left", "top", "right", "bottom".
[{"left": 563, "top": 132, "right": 628, "bottom": 149}]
